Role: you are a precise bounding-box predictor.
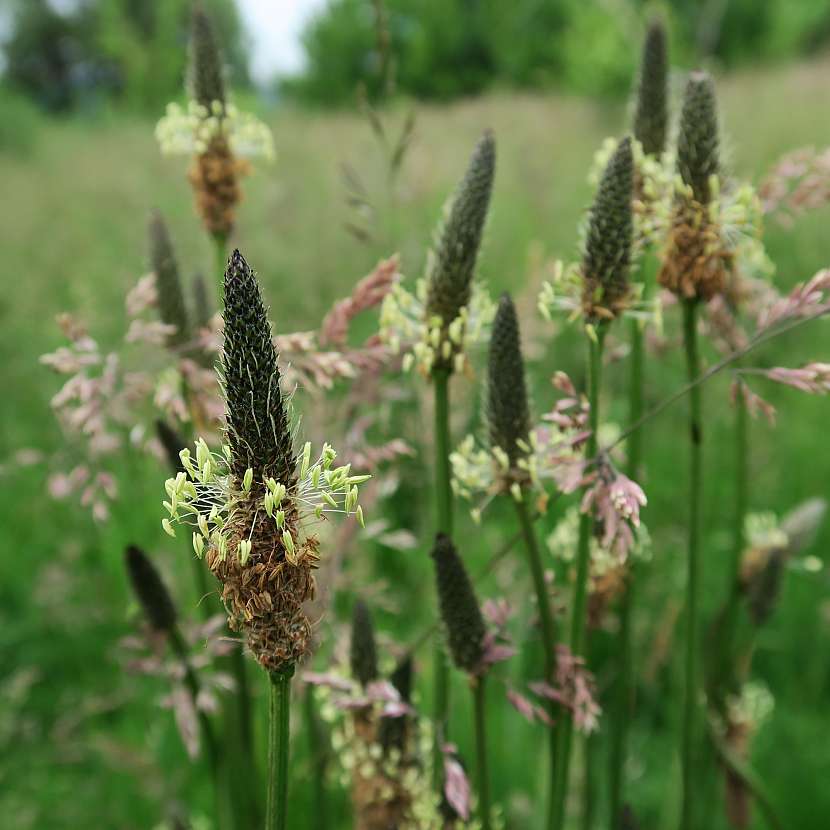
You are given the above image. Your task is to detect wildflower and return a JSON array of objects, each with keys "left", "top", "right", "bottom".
[
  {"left": 632, "top": 18, "right": 668, "bottom": 159},
  {"left": 161, "top": 251, "right": 368, "bottom": 671},
  {"left": 351, "top": 599, "right": 379, "bottom": 689},
  {"left": 148, "top": 211, "right": 190, "bottom": 348},
  {"left": 487, "top": 293, "right": 531, "bottom": 471},
  {"left": 430, "top": 534, "right": 487, "bottom": 675},
  {"left": 379, "top": 133, "right": 496, "bottom": 376},
  {"left": 125, "top": 544, "right": 177, "bottom": 633},
  {"left": 581, "top": 136, "right": 635, "bottom": 321},
  {"left": 155, "top": 8, "right": 273, "bottom": 239},
  {"left": 763, "top": 362, "right": 830, "bottom": 394},
  {"left": 658, "top": 72, "right": 737, "bottom": 302}
]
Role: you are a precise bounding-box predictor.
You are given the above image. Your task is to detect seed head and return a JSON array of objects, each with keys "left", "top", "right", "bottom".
[
  {"left": 425, "top": 131, "right": 496, "bottom": 331},
  {"left": 350, "top": 599, "right": 379, "bottom": 688},
  {"left": 125, "top": 545, "right": 177, "bottom": 632},
  {"left": 222, "top": 249, "right": 294, "bottom": 485},
  {"left": 633, "top": 18, "right": 669, "bottom": 158},
  {"left": 148, "top": 211, "right": 190, "bottom": 347},
  {"left": 430, "top": 533, "right": 486, "bottom": 675},
  {"left": 677, "top": 71, "right": 719, "bottom": 205},
  {"left": 191, "top": 272, "right": 213, "bottom": 329},
  {"left": 582, "top": 136, "right": 634, "bottom": 320},
  {"left": 487, "top": 293, "right": 530, "bottom": 468},
  {"left": 188, "top": 3, "right": 226, "bottom": 110},
  {"left": 379, "top": 656, "right": 414, "bottom": 753}
]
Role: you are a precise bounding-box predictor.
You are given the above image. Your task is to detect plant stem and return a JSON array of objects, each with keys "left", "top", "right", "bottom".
[
  {"left": 266, "top": 666, "right": 295, "bottom": 830},
  {"left": 552, "top": 329, "right": 604, "bottom": 830},
  {"left": 168, "top": 625, "right": 222, "bottom": 811},
  {"left": 609, "top": 311, "right": 644, "bottom": 826},
  {"left": 213, "top": 232, "right": 228, "bottom": 286},
  {"left": 514, "top": 497, "right": 559, "bottom": 825},
  {"left": 681, "top": 300, "right": 702, "bottom": 830},
  {"left": 472, "top": 675, "right": 492, "bottom": 830},
  {"left": 431, "top": 367, "right": 453, "bottom": 790},
  {"left": 305, "top": 683, "right": 329, "bottom": 830}
]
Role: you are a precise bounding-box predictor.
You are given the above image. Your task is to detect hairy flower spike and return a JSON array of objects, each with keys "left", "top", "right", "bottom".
[
  {"left": 488, "top": 293, "right": 530, "bottom": 469},
  {"left": 582, "top": 136, "right": 634, "bottom": 320},
  {"left": 188, "top": 3, "right": 226, "bottom": 110},
  {"left": 677, "top": 71, "right": 719, "bottom": 205},
  {"left": 425, "top": 131, "right": 495, "bottom": 335},
  {"left": 633, "top": 18, "right": 669, "bottom": 158},
  {"left": 350, "top": 599, "right": 379, "bottom": 689},
  {"left": 125, "top": 544, "right": 177, "bottom": 632},
  {"left": 430, "top": 534, "right": 487, "bottom": 675},
  {"left": 222, "top": 249, "right": 294, "bottom": 484},
  {"left": 148, "top": 211, "right": 190, "bottom": 347}
]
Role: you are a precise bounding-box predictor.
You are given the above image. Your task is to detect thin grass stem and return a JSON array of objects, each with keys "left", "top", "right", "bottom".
[
  {"left": 472, "top": 675, "right": 492, "bottom": 830},
  {"left": 266, "top": 666, "right": 295, "bottom": 830}
]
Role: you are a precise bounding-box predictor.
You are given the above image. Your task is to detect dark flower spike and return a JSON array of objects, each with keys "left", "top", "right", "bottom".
[
  {"left": 633, "top": 17, "right": 669, "bottom": 158},
  {"left": 350, "top": 599, "right": 379, "bottom": 688},
  {"left": 188, "top": 3, "right": 226, "bottom": 110},
  {"left": 677, "top": 71, "right": 719, "bottom": 205},
  {"left": 191, "top": 272, "right": 213, "bottom": 330},
  {"left": 426, "top": 131, "right": 496, "bottom": 330},
  {"left": 379, "top": 656, "right": 413, "bottom": 752},
  {"left": 125, "top": 544, "right": 177, "bottom": 632},
  {"left": 430, "top": 533, "right": 487, "bottom": 675},
  {"left": 487, "top": 293, "right": 531, "bottom": 467},
  {"left": 148, "top": 211, "right": 190, "bottom": 347},
  {"left": 222, "top": 249, "right": 294, "bottom": 484},
  {"left": 582, "top": 136, "right": 634, "bottom": 320}
]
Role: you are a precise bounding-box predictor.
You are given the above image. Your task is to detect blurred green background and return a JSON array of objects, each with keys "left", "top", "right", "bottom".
[{"left": 1, "top": 1, "right": 829, "bottom": 829}]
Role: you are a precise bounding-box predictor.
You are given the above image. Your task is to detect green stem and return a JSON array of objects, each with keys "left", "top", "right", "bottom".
[
  {"left": 609, "top": 314, "right": 644, "bottom": 826},
  {"left": 168, "top": 626, "right": 221, "bottom": 809},
  {"left": 213, "top": 232, "right": 228, "bottom": 286},
  {"left": 266, "top": 667, "right": 295, "bottom": 830},
  {"left": 305, "top": 684, "right": 329, "bottom": 830},
  {"left": 681, "top": 300, "right": 702, "bottom": 830},
  {"left": 473, "top": 675, "right": 492, "bottom": 830},
  {"left": 552, "top": 329, "right": 604, "bottom": 830},
  {"left": 514, "top": 497, "right": 559, "bottom": 825},
  {"left": 432, "top": 367, "right": 453, "bottom": 790}
]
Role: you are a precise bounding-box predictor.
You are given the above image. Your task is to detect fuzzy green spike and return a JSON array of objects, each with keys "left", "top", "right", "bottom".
[
  {"left": 430, "top": 533, "right": 486, "bottom": 674},
  {"left": 125, "top": 545, "right": 177, "bottom": 632},
  {"left": 633, "top": 17, "right": 669, "bottom": 157},
  {"left": 349, "top": 599, "right": 379, "bottom": 688},
  {"left": 188, "top": 3, "right": 226, "bottom": 109},
  {"left": 677, "top": 71, "right": 719, "bottom": 205},
  {"left": 425, "top": 130, "right": 496, "bottom": 329},
  {"left": 222, "top": 249, "right": 294, "bottom": 484},
  {"left": 582, "top": 136, "right": 634, "bottom": 318},
  {"left": 487, "top": 293, "right": 530, "bottom": 466},
  {"left": 148, "top": 211, "right": 190, "bottom": 347}
]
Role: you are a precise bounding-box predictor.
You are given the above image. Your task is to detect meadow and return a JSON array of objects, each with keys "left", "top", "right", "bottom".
[{"left": 1, "top": 54, "right": 829, "bottom": 829}]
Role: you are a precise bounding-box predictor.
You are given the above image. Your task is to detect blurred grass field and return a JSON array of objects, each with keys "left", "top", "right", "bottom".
[{"left": 1, "top": 55, "right": 829, "bottom": 829}]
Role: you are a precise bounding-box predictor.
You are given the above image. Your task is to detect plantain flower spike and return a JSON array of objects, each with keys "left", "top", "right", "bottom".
[
  {"left": 488, "top": 293, "right": 531, "bottom": 471},
  {"left": 430, "top": 533, "right": 486, "bottom": 675},
  {"left": 633, "top": 17, "right": 669, "bottom": 158},
  {"left": 677, "top": 71, "right": 719, "bottom": 206},
  {"left": 149, "top": 210, "right": 190, "bottom": 348},
  {"left": 659, "top": 71, "right": 730, "bottom": 301},
  {"left": 379, "top": 656, "right": 413, "bottom": 753},
  {"left": 581, "top": 136, "right": 634, "bottom": 321},
  {"left": 426, "top": 131, "right": 495, "bottom": 332},
  {"left": 188, "top": 3, "right": 226, "bottom": 111},
  {"left": 125, "top": 545, "right": 177, "bottom": 633},
  {"left": 161, "top": 250, "right": 369, "bottom": 672},
  {"left": 350, "top": 599, "right": 379, "bottom": 689}
]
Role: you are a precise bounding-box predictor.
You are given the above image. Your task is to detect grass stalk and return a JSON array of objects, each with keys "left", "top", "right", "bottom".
[
  {"left": 609, "top": 303, "right": 646, "bottom": 825},
  {"left": 680, "top": 299, "right": 702, "bottom": 830},
  {"left": 552, "top": 328, "right": 605, "bottom": 830},
  {"left": 472, "top": 675, "right": 492, "bottom": 830},
  {"left": 514, "top": 496, "right": 559, "bottom": 824},
  {"left": 431, "top": 367, "right": 453, "bottom": 789},
  {"left": 266, "top": 666, "right": 295, "bottom": 830},
  {"left": 213, "top": 232, "right": 228, "bottom": 286}
]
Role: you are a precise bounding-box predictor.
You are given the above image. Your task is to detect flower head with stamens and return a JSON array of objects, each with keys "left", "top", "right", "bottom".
[
  {"left": 161, "top": 251, "right": 368, "bottom": 671},
  {"left": 379, "top": 132, "right": 496, "bottom": 377}
]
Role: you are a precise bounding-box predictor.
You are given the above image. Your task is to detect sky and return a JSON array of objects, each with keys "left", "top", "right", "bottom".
[{"left": 236, "top": 0, "right": 327, "bottom": 82}]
